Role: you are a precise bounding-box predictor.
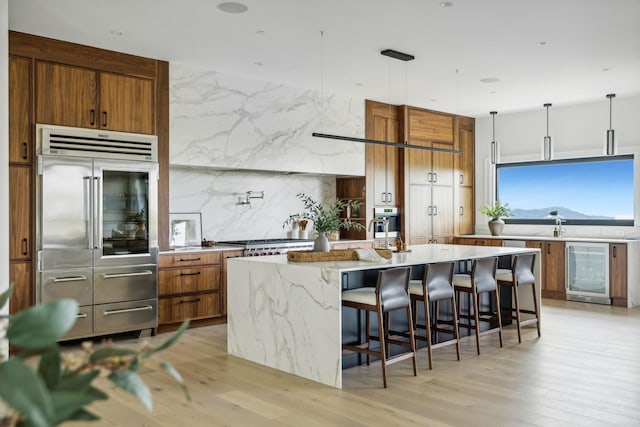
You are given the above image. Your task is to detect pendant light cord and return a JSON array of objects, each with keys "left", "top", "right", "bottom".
[{"left": 320, "top": 30, "right": 324, "bottom": 132}]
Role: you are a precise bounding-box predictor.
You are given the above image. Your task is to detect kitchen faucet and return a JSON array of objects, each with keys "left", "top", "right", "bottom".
[
  {"left": 554, "top": 217, "right": 566, "bottom": 237},
  {"left": 369, "top": 217, "right": 390, "bottom": 249}
]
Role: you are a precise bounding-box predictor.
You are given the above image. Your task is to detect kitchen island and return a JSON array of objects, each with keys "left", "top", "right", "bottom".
[{"left": 226, "top": 244, "right": 541, "bottom": 388}]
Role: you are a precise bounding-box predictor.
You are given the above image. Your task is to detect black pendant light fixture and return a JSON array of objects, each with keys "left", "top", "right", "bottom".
[
  {"left": 490, "top": 111, "right": 498, "bottom": 164},
  {"left": 606, "top": 93, "right": 616, "bottom": 155},
  {"left": 543, "top": 103, "right": 552, "bottom": 161},
  {"left": 312, "top": 46, "right": 462, "bottom": 155}
]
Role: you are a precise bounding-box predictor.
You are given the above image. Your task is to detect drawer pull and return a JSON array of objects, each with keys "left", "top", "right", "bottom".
[
  {"left": 104, "top": 305, "right": 153, "bottom": 316},
  {"left": 103, "top": 270, "right": 154, "bottom": 279},
  {"left": 22, "top": 142, "right": 28, "bottom": 160},
  {"left": 179, "top": 257, "right": 201, "bottom": 262},
  {"left": 76, "top": 313, "right": 88, "bottom": 319},
  {"left": 52, "top": 275, "right": 87, "bottom": 283},
  {"left": 179, "top": 298, "right": 201, "bottom": 304},
  {"left": 22, "top": 238, "right": 28, "bottom": 256},
  {"left": 179, "top": 272, "right": 201, "bottom": 277}
]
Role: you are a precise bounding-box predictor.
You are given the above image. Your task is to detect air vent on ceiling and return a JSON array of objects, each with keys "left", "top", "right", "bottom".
[{"left": 37, "top": 125, "right": 158, "bottom": 162}]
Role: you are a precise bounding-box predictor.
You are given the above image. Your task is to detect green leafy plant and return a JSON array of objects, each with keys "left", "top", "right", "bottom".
[
  {"left": 479, "top": 200, "right": 511, "bottom": 218},
  {"left": 284, "top": 193, "right": 364, "bottom": 234},
  {"left": 0, "top": 285, "right": 189, "bottom": 427}
]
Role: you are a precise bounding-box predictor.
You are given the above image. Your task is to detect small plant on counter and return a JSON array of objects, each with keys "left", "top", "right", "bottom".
[
  {"left": 0, "top": 285, "right": 190, "bottom": 427},
  {"left": 284, "top": 193, "right": 364, "bottom": 234},
  {"left": 479, "top": 200, "right": 511, "bottom": 219}
]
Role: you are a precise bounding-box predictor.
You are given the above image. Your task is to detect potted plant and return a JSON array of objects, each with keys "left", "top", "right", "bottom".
[
  {"left": 285, "top": 193, "right": 363, "bottom": 252},
  {"left": 0, "top": 285, "right": 189, "bottom": 427},
  {"left": 479, "top": 200, "right": 511, "bottom": 236}
]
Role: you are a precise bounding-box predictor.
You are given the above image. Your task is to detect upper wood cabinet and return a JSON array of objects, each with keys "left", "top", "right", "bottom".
[
  {"left": 35, "top": 61, "right": 154, "bottom": 134},
  {"left": 9, "top": 165, "right": 32, "bottom": 262},
  {"left": 456, "top": 116, "right": 475, "bottom": 235},
  {"left": 407, "top": 107, "right": 454, "bottom": 144},
  {"left": 9, "top": 56, "right": 32, "bottom": 164}
]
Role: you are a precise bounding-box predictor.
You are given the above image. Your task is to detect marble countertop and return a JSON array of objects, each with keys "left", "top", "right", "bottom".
[
  {"left": 459, "top": 234, "right": 637, "bottom": 244},
  {"left": 159, "top": 239, "right": 374, "bottom": 255},
  {"left": 233, "top": 244, "right": 539, "bottom": 272}
]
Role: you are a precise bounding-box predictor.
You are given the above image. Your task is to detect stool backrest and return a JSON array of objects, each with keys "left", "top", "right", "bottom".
[
  {"left": 377, "top": 267, "right": 411, "bottom": 312},
  {"left": 513, "top": 254, "right": 536, "bottom": 286},
  {"left": 424, "top": 262, "right": 455, "bottom": 300},
  {"left": 472, "top": 257, "right": 498, "bottom": 293}
]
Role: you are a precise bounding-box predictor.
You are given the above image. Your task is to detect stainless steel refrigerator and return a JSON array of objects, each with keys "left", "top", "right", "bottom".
[{"left": 36, "top": 124, "right": 159, "bottom": 340}]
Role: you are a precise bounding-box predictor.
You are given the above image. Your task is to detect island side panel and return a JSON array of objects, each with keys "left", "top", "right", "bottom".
[{"left": 227, "top": 258, "right": 343, "bottom": 388}]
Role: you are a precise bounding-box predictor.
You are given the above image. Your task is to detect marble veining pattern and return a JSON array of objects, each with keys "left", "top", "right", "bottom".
[
  {"left": 170, "top": 62, "right": 365, "bottom": 175},
  {"left": 227, "top": 260, "right": 343, "bottom": 388},
  {"left": 169, "top": 166, "right": 335, "bottom": 240}
]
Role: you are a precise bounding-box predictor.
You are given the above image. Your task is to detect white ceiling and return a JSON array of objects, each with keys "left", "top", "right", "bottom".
[{"left": 8, "top": 0, "right": 640, "bottom": 117}]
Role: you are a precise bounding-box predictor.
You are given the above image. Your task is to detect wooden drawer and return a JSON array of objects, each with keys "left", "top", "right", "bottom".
[
  {"left": 159, "top": 292, "right": 221, "bottom": 324},
  {"left": 159, "top": 251, "right": 222, "bottom": 267},
  {"left": 158, "top": 266, "right": 221, "bottom": 295}
]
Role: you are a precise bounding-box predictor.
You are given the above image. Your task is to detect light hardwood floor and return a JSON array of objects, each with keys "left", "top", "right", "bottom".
[{"left": 77, "top": 299, "right": 640, "bottom": 426}]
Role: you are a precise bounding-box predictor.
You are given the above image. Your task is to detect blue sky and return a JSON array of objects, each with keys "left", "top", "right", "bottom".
[{"left": 497, "top": 158, "right": 634, "bottom": 218}]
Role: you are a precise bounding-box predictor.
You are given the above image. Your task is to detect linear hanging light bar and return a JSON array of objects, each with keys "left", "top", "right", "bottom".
[
  {"left": 543, "top": 103, "right": 552, "bottom": 161},
  {"left": 606, "top": 93, "right": 616, "bottom": 155},
  {"left": 490, "top": 111, "right": 498, "bottom": 164},
  {"left": 312, "top": 132, "right": 463, "bottom": 154}
]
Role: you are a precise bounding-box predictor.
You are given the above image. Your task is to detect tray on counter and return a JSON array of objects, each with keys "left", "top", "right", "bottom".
[{"left": 287, "top": 248, "right": 392, "bottom": 262}]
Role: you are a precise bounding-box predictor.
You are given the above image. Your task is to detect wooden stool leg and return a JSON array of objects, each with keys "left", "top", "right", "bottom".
[
  {"left": 377, "top": 306, "right": 387, "bottom": 388},
  {"left": 366, "top": 310, "right": 371, "bottom": 366},
  {"left": 531, "top": 282, "right": 541, "bottom": 337},
  {"left": 513, "top": 283, "right": 522, "bottom": 343},
  {"left": 434, "top": 300, "right": 440, "bottom": 344},
  {"left": 424, "top": 297, "right": 433, "bottom": 370},
  {"left": 385, "top": 313, "right": 391, "bottom": 358},
  {"left": 472, "top": 291, "right": 481, "bottom": 355},
  {"left": 407, "top": 305, "right": 417, "bottom": 376},
  {"left": 495, "top": 286, "right": 503, "bottom": 348},
  {"left": 451, "top": 295, "right": 461, "bottom": 361}
]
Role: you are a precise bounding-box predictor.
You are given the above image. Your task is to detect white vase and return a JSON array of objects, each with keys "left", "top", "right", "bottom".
[
  {"left": 488, "top": 217, "right": 505, "bottom": 236},
  {"left": 313, "top": 232, "right": 330, "bottom": 252}
]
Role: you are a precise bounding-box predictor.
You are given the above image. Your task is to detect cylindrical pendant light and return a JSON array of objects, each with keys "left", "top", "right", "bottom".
[
  {"left": 490, "top": 111, "right": 498, "bottom": 164},
  {"left": 543, "top": 103, "right": 552, "bottom": 161},
  {"left": 606, "top": 93, "right": 616, "bottom": 155}
]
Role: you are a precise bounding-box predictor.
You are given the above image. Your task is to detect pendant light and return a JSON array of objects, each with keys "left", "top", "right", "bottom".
[
  {"left": 543, "top": 103, "right": 552, "bottom": 161},
  {"left": 490, "top": 111, "right": 498, "bottom": 164},
  {"left": 606, "top": 93, "right": 616, "bottom": 155}
]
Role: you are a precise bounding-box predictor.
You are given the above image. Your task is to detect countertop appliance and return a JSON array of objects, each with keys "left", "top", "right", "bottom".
[
  {"left": 217, "top": 238, "right": 314, "bottom": 256},
  {"left": 36, "top": 124, "right": 159, "bottom": 340},
  {"left": 373, "top": 207, "right": 400, "bottom": 239},
  {"left": 566, "top": 241, "right": 610, "bottom": 305}
]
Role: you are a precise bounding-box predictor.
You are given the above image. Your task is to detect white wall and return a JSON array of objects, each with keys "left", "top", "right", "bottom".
[
  {"left": 1, "top": 0, "right": 10, "bottom": 359},
  {"left": 475, "top": 95, "right": 640, "bottom": 239}
]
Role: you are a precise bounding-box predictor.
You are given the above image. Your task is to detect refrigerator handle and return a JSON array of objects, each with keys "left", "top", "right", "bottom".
[
  {"left": 85, "top": 176, "right": 93, "bottom": 250},
  {"left": 93, "top": 177, "right": 103, "bottom": 249}
]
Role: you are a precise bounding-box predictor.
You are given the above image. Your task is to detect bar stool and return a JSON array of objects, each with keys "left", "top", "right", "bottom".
[
  {"left": 408, "top": 262, "right": 461, "bottom": 369},
  {"left": 341, "top": 267, "right": 417, "bottom": 388},
  {"left": 452, "top": 257, "right": 502, "bottom": 355},
  {"left": 496, "top": 253, "right": 541, "bottom": 343}
]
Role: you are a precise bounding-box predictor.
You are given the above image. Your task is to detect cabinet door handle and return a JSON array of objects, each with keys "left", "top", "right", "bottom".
[
  {"left": 387, "top": 192, "right": 392, "bottom": 203},
  {"left": 433, "top": 206, "right": 438, "bottom": 216},
  {"left": 381, "top": 192, "right": 387, "bottom": 203},
  {"left": 613, "top": 245, "right": 617, "bottom": 258},
  {"left": 459, "top": 174, "right": 464, "bottom": 185},
  {"left": 103, "top": 270, "right": 154, "bottom": 279},
  {"left": 52, "top": 275, "right": 87, "bottom": 283},
  {"left": 102, "top": 111, "right": 108, "bottom": 127},
  {"left": 179, "top": 298, "right": 201, "bottom": 304},
  {"left": 22, "top": 238, "right": 28, "bottom": 256},
  {"left": 76, "top": 313, "right": 88, "bottom": 319},
  {"left": 179, "top": 257, "right": 201, "bottom": 262},
  {"left": 22, "top": 142, "right": 28, "bottom": 160},
  {"left": 104, "top": 305, "right": 153, "bottom": 316},
  {"left": 90, "top": 109, "right": 95, "bottom": 125},
  {"left": 547, "top": 243, "right": 551, "bottom": 255},
  {"left": 179, "top": 271, "right": 201, "bottom": 276},
  {"left": 427, "top": 206, "right": 433, "bottom": 216},
  {"left": 433, "top": 172, "right": 438, "bottom": 183},
  {"left": 459, "top": 206, "right": 464, "bottom": 216},
  {"left": 427, "top": 172, "right": 432, "bottom": 182}
]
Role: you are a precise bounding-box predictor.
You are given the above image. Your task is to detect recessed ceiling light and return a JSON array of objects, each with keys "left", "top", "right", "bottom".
[
  {"left": 440, "top": 1, "right": 453, "bottom": 7},
  {"left": 217, "top": 2, "right": 248, "bottom": 14},
  {"left": 489, "top": 90, "right": 496, "bottom": 94},
  {"left": 429, "top": 98, "right": 437, "bottom": 102},
  {"left": 355, "top": 83, "right": 363, "bottom": 87},
  {"left": 254, "top": 61, "right": 263, "bottom": 66},
  {"left": 256, "top": 30, "right": 265, "bottom": 35},
  {"left": 109, "top": 30, "right": 123, "bottom": 36},
  {"left": 480, "top": 77, "right": 500, "bottom": 83},
  {"left": 602, "top": 67, "right": 610, "bottom": 72},
  {"left": 537, "top": 41, "right": 548, "bottom": 47}
]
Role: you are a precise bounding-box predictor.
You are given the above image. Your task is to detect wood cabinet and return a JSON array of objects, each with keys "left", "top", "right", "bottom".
[
  {"left": 158, "top": 252, "right": 224, "bottom": 326},
  {"left": 454, "top": 237, "right": 503, "bottom": 247},
  {"left": 9, "top": 55, "right": 32, "bottom": 164},
  {"left": 365, "top": 100, "right": 401, "bottom": 209},
  {"left": 9, "top": 166, "right": 32, "bottom": 262},
  {"left": 610, "top": 243, "right": 627, "bottom": 307},
  {"left": 36, "top": 61, "right": 154, "bottom": 134},
  {"left": 9, "top": 262, "right": 32, "bottom": 315},
  {"left": 336, "top": 177, "right": 367, "bottom": 240},
  {"left": 526, "top": 240, "right": 565, "bottom": 299},
  {"left": 456, "top": 117, "right": 475, "bottom": 235},
  {"left": 407, "top": 107, "right": 454, "bottom": 144},
  {"left": 222, "top": 250, "right": 244, "bottom": 315}
]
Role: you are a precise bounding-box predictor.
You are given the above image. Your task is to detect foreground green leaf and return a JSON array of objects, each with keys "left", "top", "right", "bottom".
[
  {"left": 142, "top": 320, "right": 190, "bottom": 359},
  {"left": 56, "top": 370, "right": 100, "bottom": 393},
  {"left": 66, "top": 408, "right": 100, "bottom": 422},
  {"left": 160, "top": 361, "right": 191, "bottom": 401},
  {"left": 88, "top": 347, "right": 138, "bottom": 363},
  {"left": 49, "top": 391, "right": 95, "bottom": 425},
  {"left": 0, "top": 284, "right": 13, "bottom": 311},
  {"left": 8, "top": 299, "right": 78, "bottom": 349},
  {"left": 0, "top": 359, "right": 54, "bottom": 427},
  {"left": 38, "top": 348, "right": 61, "bottom": 389},
  {"left": 107, "top": 370, "right": 152, "bottom": 411}
]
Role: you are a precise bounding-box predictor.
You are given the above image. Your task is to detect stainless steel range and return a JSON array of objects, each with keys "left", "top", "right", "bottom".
[{"left": 218, "top": 239, "right": 314, "bottom": 256}]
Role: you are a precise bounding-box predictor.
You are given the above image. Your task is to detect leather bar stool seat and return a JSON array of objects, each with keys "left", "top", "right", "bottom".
[
  {"left": 342, "top": 267, "right": 417, "bottom": 388},
  {"left": 496, "top": 253, "right": 541, "bottom": 343},
  {"left": 407, "top": 262, "right": 460, "bottom": 369},
  {"left": 452, "top": 257, "right": 503, "bottom": 355}
]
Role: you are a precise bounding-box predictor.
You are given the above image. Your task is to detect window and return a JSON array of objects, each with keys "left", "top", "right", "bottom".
[{"left": 496, "top": 155, "right": 634, "bottom": 226}]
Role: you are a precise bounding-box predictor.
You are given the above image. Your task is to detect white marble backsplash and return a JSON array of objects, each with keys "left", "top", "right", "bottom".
[
  {"left": 170, "top": 166, "right": 336, "bottom": 241},
  {"left": 170, "top": 62, "right": 365, "bottom": 175}
]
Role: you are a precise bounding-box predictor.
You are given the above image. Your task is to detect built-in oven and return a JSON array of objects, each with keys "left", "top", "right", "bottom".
[{"left": 373, "top": 207, "right": 400, "bottom": 238}]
